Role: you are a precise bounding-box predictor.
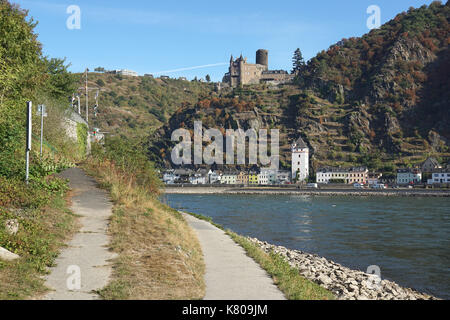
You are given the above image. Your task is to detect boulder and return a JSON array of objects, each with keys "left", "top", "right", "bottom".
[{"left": 0, "top": 247, "right": 20, "bottom": 261}]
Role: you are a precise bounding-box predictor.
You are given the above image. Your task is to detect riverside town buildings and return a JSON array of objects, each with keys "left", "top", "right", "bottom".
[{"left": 162, "top": 137, "right": 307, "bottom": 185}]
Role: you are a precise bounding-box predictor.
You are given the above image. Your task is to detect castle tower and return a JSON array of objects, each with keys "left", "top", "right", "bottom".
[
  {"left": 256, "top": 49, "right": 269, "bottom": 70},
  {"left": 291, "top": 137, "right": 309, "bottom": 182}
]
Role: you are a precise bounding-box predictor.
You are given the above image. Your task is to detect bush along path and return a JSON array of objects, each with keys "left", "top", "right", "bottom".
[
  {"left": 182, "top": 213, "right": 286, "bottom": 300},
  {"left": 42, "top": 168, "right": 115, "bottom": 300}
]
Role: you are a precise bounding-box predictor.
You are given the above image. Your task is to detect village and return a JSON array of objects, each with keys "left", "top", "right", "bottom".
[{"left": 162, "top": 137, "right": 450, "bottom": 188}]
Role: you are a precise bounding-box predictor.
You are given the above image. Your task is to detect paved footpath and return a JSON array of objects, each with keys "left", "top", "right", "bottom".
[
  {"left": 183, "top": 213, "right": 286, "bottom": 300},
  {"left": 43, "top": 168, "right": 115, "bottom": 300}
]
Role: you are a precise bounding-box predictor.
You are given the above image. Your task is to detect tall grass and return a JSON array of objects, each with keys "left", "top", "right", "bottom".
[{"left": 84, "top": 138, "right": 205, "bottom": 300}]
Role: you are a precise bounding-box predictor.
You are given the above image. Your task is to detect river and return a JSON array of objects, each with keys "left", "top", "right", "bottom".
[{"left": 164, "top": 194, "right": 450, "bottom": 299}]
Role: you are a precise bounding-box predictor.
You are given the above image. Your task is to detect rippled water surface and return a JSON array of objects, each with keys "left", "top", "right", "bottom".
[{"left": 165, "top": 194, "right": 450, "bottom": 299}]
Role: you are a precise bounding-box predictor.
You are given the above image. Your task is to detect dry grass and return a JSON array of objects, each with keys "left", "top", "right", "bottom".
[{"left": 83, "top": 159, "right": 205, "bottom": 300}]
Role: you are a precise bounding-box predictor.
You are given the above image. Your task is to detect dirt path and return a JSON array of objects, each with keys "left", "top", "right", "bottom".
[
  {"left": 42, "top": 168, "right": 115, "bottom": 300},
  {"left": 183, "top": 213, "right": 286, "bottom": 300}
]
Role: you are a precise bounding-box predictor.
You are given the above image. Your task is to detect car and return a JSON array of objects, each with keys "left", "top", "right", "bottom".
[
  {"left": 306, "top": 183, "right": 318, "bottom": 189},
  {"left": 353, "top": 183, "right": 364, "bottom": 189}
]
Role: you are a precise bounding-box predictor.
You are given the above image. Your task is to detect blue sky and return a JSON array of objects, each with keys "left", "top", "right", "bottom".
[{"left": 14, "top": 0, "right": 436, "bottom": 81}]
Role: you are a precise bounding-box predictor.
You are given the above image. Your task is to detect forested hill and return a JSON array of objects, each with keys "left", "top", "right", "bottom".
[
  {"left": 147, "top": 2, "right": 449, "bottom": 174},
  {"left": 79, "top": 73, "right": 215, "bottom": 138},
  {"left": 300, "top": 1, "right": 449, "bottom": 145}
]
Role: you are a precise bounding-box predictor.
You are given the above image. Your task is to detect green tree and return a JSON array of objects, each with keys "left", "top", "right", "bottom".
[
  {"left": 43, "top": 57, "right": 77, "bottom": 98},
  {"left": 0, "top": 1, "right": 44, "bottom": 102},
  {"left": 292, "top": 48, "right": 306, "bottom": 75},
  {"left": 205, "top": 74, "right": 211, "bottom": 82}
]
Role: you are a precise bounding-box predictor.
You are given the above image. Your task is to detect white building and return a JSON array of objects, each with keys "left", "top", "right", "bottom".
[
  {"left": 189, "top": 174, "right": 207, "bottom": 185},
  {"left": 397, "top": 168, "right": 422, "bottom": 185},
  {"left": 116, "top": 69, "right": 138, "bottom": 77},
  {"left": 291, "top": 137, "right": 309, "bottom": 183},
  {"left": 208, "top": 170, "right": 221, "bottom": 184},
  {"left": 427, "top": 169, "right": 450, "bottom": 184},
  {"left": 163, "top": 170, "right": 179, "bottom": 184},
  {"left": 221, "top": 171, "right": 238, "bottom": 185},
  {"left": 258, "top": 168, "right": 277, "bottom": 185},
  {"left": 316, "top": 167, "right": 368, "bottom": 184}
]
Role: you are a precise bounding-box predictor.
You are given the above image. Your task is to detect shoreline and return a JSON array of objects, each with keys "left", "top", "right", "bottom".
[
  {"left": 181, "top": 209, "right": 439, "bottom": 300},
  {"left": 164, "top": 186, "right": 450, "bottom": 197},
  {"left": 247, "top": 237, "right": 439, "bottom": 300}
]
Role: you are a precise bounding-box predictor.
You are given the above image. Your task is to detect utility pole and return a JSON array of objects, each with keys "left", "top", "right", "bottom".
[
  {"left": 77, "top": 94, "right": 81, "bottom": 114},
  {"left": 37, "top": 105, "right": 47, "bottom": 157},
  {"left": 85, "top": 68, "right": 89, "bottom": 123},
  {"left": 26, "top": 101, "right": 32, "bottom": 185},
  {"left": 94, "top": 89, "right": 99, "bottom": 118}
]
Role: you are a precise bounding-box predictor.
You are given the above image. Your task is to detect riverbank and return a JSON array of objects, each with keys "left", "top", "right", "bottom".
[
  {"left": 164, "top": 186, "right": 450, "bottom": 197},
  {"left": 248, "top": 237, "right": 438, "bottom": 300}
]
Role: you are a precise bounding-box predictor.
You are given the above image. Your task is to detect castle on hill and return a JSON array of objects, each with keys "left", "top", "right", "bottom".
[{"left": 222, "top": 49, "right": 294, "bottom": 87}]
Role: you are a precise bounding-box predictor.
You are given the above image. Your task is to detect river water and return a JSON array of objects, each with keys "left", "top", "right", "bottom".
[{"left": 164, "top": 194, "right": 450, "bottom": 299}]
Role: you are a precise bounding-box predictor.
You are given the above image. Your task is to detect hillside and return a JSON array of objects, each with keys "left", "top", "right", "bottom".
[
  {"left": 147, "top": 2, "right": 450, "bottom": 175},
  {"left": 78, "top": 73, "right": 215, "bottom": 137}
]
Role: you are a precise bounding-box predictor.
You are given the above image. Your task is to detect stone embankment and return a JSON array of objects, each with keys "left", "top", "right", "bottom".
[
  {"left": 247, "top": 237, "right": 438, "bottom": 300},
  {"left": 164, "top": 187, "right": 450, "bottom": 197}
]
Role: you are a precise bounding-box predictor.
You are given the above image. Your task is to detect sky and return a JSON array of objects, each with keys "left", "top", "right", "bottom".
[{"left": 13, "top": 0, "right": 437, "bottom": 81}]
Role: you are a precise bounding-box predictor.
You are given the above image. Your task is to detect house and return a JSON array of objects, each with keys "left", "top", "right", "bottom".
[
  {"left": 189, "top": 174, "right": 207, "bottom": 185},
  {"left": 221, "top": 171, "right": 238, "bottom": 185},
  {"left": 248, "top": 171, "right": 259, "bottom": 185},
  {"left": 421, "top": 157, "right": 442, "bottom": 173},
  {"left": 236, "top": 171, "right": 249, "bottom": 185},
  {"left": 397, "top": 168, "right": 422, "bottom": 185},
  {"left": 291, "top": 137, "right": 309, "bottom": 182},
  {"left": 317, "top": 167, "right": 347, "bottom": 184},
  {"left": 427, "top": 168, "right": 450, "bottom": 184},
  {"left": 367, "top": 172, "right": 383, "bottom": 186},
  {"left": 115, "top": 69, "right": 138, "bottom": 77},
  {"left": 316, "top": 167, "right": 368, "bottom": 184},
  {"left": 160, "top": 75, "right": 170, "bottom": 80},
  {"left": 276, "top": 171, "right": 291, "bottom": 184},
  {"left": 259, "top": 168, "right": 277, "bottom": 185},
  {"left": 163, "top": 170, "right": 179, "bottom": 184},
  {"left": 208, "top": 170, "right": 221, "bottom": 184},
  {"left": 347, "top": 167, "right": 369, "bottom": 184},
  {"left": 173, "top": 169, "right": 192, "bottom": 184}
]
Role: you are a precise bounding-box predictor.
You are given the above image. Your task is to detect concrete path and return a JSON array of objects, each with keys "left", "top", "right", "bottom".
[
  {"left": 42, "top": 168, "right": 115, "bottom": 300},
  {"left": 183, "top": 213, "right": 286, "bottom": 300}
]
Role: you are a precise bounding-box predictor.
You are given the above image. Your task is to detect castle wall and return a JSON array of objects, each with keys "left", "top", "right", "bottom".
[{"left": 225, "top": 50, "right": 293, "bottom": 87}]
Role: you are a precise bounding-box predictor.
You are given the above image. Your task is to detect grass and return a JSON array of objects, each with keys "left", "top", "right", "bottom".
[
  {"left": 184, "top": 211, "right": 335, "bottom": 300},
  {"left": 0, "top": 190, "right": 79, "bottom": 300},
  {"left": 83, "top": 158, "right": 205, "bottom": 300}
]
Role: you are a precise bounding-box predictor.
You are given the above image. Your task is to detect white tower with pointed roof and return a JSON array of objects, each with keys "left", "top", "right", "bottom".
[{"left": 291, "top": 137, "right": 309, "bottom": 182}]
